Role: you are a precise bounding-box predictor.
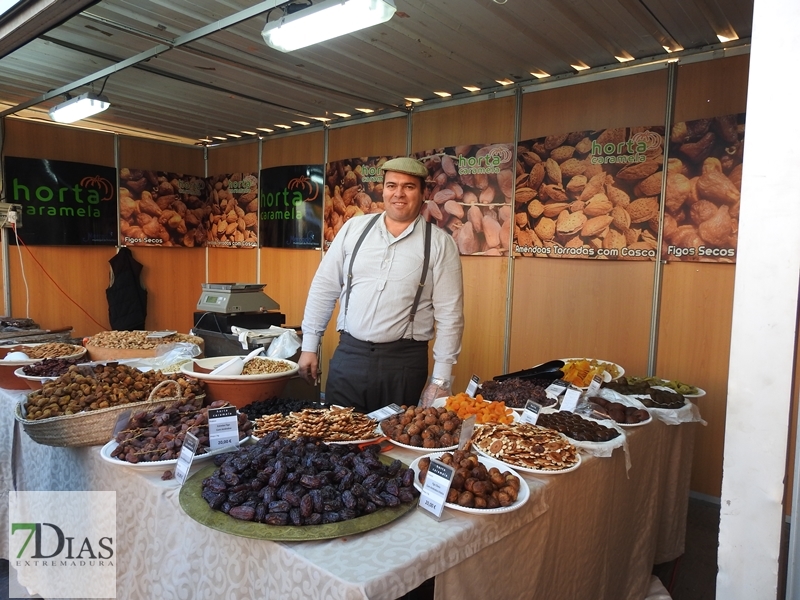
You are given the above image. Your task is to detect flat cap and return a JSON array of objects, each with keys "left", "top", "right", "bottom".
[{"left": 380, "top": 156, "right": 428, "bottom": 178}]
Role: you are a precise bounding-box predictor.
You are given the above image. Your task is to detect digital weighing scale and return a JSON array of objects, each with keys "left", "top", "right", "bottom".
[{"left": 196, "top": 283, "right": 280, "bottom": 314}]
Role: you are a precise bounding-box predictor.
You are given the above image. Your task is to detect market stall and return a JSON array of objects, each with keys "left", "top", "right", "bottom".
[{"left": 1, "top": 376, "right": 699, "bottom": 600}]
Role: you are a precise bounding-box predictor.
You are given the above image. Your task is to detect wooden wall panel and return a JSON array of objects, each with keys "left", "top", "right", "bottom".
[
  {"left": 260, "top": 248, "right": 321, "bottom": 329},
  {"left": 3, "top": 118, "right": 114, "bottom": 166},
  {"left": 118, "top": 137, "right": 204, "bottom": 174},
  {"left": 329, "top": 118, "right": 407, "bottom": 161},
  {"left": 520, "top": 68, "right": 669, "bottom": 140},
  {"left": 262, "top": 131, "right": 324, "bottom": 167},
  {"left": 412, "top": 96, "right": 516, "bottom": 149},
  {"left": 657, "top": 263, "right": 734, "bottom": 497},
  {"left": 655, "top": 54, "right": 750, "bottom": 499},
  {"left": 207, "top": 248, "right": 258, "bottom": 283},
  {"left": 207, "top": 141, "right": 259, "bottom": 175},
  {"left": 8, "top": 246, "right": 114, "bottom": 335},
  {"left": 510, "top": 260, "right": 654, "bottom": 375}
]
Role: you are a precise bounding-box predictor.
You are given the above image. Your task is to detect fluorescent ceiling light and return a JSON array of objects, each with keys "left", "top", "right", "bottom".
[
  {"left": 570, "top": 62, "right": 590, "bottom": 71},
  {"left": 257, "top": 127, "right": 274, "bottom": 132},
  {"left": 274, "top": 124, "right": 292, "bottom": 129},
  {"left": 241, "top": 130, "right": 257, "bottom": 135},
  {"left": 717, "top": 33, "right": 738, "bottom": 43},
  {"left": 404, "top": 98, "right": 423, "bottom": 103},
  {"left": 463, "top": 85, "right": 481, "bottom": 92},
  {"left": 311, "top": 116, "right": 331, "bottom": 122},
  {"left": 434, "top": 91, "right": 451, "bottom": 98},
  {"left": 333, "top": 112, "right": 351, "bottom": 118},
  {"left": 530, "top": 71, "right": 550, "bottom": 79},
  {"left": 212, "top": 136, "right": 227, "bottom": 140},
  {"left": 615, "top": 53, "right": 634, "bottom": 63},
  {"left": 262, "top": 0, "right": 396, "bottom": 53},
  {"left": 227, "top": 133, "right": 242, "bottom": 138},
  {"left": 49, "top": 92, "right": 109, "bottom": 123},
  {"left": 292, "top": 120, "right": 310, "bottom": 125},
  {"left": 354, "top": 107, "right": 374, "bottom": 113},
  {"left": 495, "top": 79, "right": 514, "bottom": 86}
]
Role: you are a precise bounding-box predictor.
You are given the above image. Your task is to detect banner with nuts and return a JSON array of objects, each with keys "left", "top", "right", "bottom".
[
  {"left": 259, "top": 164, "right": 323, "bottom": 249},
  {"left": 415, "top": 143, "right": 515, "bottom": 256},
  {"left": 324, "top": 156, "right": 397, "bottom": 249},
  {"left": 662, "top": 114, "right": 744, "bottom": 263},
  {"left": 3, "top": 156, "right": 117, "bottom": 245},
  {"left": 205, "top": 173, "right": 259, "bottom": 248},
  {"left": 514, "top": 127, "right": 665, "bottom": 260},
  {"left": 119, "top": 170, "right": 208, "bottom": 247}
]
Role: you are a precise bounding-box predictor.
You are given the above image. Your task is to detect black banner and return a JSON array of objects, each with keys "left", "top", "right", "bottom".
[
  {"left": 3, "top": 156, "right": 117, "bottom": 245},
  {"left": 259, "top": 165, "right": 323, "bottom": 249}
]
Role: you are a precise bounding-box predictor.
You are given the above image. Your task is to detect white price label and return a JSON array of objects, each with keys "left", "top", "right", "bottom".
[
  {"left": 465, "top": 374, "right": 480, "bottom": 398},
  {"left": 545, "top": 380, "right": 568, "bottom": 397},
  {"left": 560, "top": 386, "right": 582, "bottom": 413},
  {"left": 367, "top": 404, "right": 403, "bottom": 422},
  {"left": 586, "top": 374, "right": 603, "bottom": 396},
  {"left": 458, "top": 415, "right": 476, "bottom": 450},
  {"left": 520, "top": 400, "right": 541, "bottom": 425},
  {"left": 419, "top": 459, "right": 454, "bottom": 520},
  {"left": 208, "top": 406, "right": 239, "bottom": 451},
  {"left": 174, "top": 432, "right": 199, "bottom": 484}
]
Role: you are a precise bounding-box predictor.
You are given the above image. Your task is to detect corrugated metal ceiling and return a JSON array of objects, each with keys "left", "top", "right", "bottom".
[{"left": 0, "top": 0, "right": 753, "bottom": 145}]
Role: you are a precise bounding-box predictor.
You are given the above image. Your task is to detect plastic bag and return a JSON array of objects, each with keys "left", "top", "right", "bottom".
[
  {"left": 126, "top": 342, "right": 202, "bottom": 373},
  {"left": 265, "top": 330, "right": 301, "bottom": 360}
]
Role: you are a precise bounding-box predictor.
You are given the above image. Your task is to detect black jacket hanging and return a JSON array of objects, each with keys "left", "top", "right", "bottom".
[{"left": 106, "top": 247, "right": 147, "bottom": 331}]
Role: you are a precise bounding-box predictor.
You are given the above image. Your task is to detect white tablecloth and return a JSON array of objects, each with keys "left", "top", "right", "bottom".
[{"left": 1, "top": 388, "right": 696, "bottom": 600}]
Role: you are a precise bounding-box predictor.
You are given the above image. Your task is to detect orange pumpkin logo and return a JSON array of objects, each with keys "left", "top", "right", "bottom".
[
  {"left": 80, "top": 175, "right": 115, "bottom": 201},
  {"left": 287, "top": 175, "right": 320, "bottom": 203}
]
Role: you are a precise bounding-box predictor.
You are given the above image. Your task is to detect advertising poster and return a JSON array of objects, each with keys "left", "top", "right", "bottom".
[
  {"left": 259, "top": 164, "right": 323, "bottom": 249},
  {"left": 414, "top": 143, "right": 515, "bottom": 256},
  {"left": 4, "top": 156, "right": 117, "bottom": 245},
  {"left": 662, "top": 113, "right": 744, "bottom": 263},
  {"left": 205, "top": 173, "right": 259, "bottom": 248},
  {"left": 119, "top": 169, "right": 207, "bottom": 247},
  {"left": 514, "top": 127, "right": 665, "bottom": 260},
  {"left": 324, "top": 156, "right": 397, "bottom": 249}
]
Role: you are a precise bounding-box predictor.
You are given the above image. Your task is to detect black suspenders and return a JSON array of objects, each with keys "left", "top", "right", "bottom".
[{"left": 343, "top": 214, "right": 432, "bottom": 328}]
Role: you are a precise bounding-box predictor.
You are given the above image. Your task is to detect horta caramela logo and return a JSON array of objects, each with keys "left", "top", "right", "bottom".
[
  {"left": 287, "top": 175, "right": 320, "bottom": 202},
  {"left": 80, "top": 175, "right": 115, "bottom": 201}
]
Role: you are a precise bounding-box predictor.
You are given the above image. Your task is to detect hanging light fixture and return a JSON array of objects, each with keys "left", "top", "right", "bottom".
[
  {"left": 49, "top": 92, "right": 110, "bottom": 123},
  {"left": 262, "top": 0, "right": 396, "bottom": 53}
]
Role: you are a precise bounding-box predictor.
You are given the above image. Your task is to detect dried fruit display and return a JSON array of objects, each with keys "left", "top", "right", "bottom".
[
  {"left": 205, "top": 172, "right": 259, "bottom": 248},
  {"left": 239, "top": 397, "right": 329, "bottom": 421},
  {"left": 200, "top": 432, "right": 418, "bottom": 525},
  {"left": 22, "top": 356, "right": 82, "bottom": 377},
  {"left": 514, "top": 127, "right": 665, "bottom": 260},
  {"left": 22, "top": 364, "right": 204, "bottom": 420},
  {"left": 586, "top": 397, "right": 650, "bottom": 425},
  {"left": 111, "top": 397, "right": 252, "bottom": 463},
  {"left": 323, "top": 157, "right": 389, "bottom": 248},
  {"left": 415, "top": 144, "right": 515, "bottom": 256},
  {"left": 561, "top": 358, "right": 621, "bottom": 387},
  {"left": 662, "top": 114, "right": 744, "bottom": 262},
  {"left": 536, "top": 411, "right": 620, "bottom": 442},
  {"left": 478, "top": 378, "right": 555, "bottom": 408},
  {"left": 253, "top": 406, "right": 378, "bottom": 442},
  {"left": 444, "top": 393, "right": 514, "bottom": 424},
  {"left": 380, "top": 405, "right": 463, "bottom": 449},
  {"left": 242, "top": 357, "right": 295, "bottom": 375},
  {"left": 86, "top": 330, "right": 203, "bottom": 350},
  {"left": 417, "top": 449, "right": 522, "bottom": 509},
  {"left": 119, "top": 169, "right": 208, "bottom": 247},
  {"left": 471, "top": 422, "right": 579, "bottom": 472},
  {"left": 11, "top": 343, "right": 84, "bottom": 360}
]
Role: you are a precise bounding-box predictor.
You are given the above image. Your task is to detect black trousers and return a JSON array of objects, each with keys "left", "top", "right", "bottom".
[{"left": 325, "top": 332, "right": 429, "bottom": 413}]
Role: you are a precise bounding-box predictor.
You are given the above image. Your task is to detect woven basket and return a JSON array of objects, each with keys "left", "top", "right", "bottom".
[{"left": 15, "top": 380, "right": 191, "bottom": 448}]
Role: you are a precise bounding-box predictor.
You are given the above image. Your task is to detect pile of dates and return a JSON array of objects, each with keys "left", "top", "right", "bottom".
[
  {"left": 112, "top": 398, "right": 252, "bottom": 463},
  {"left": 239, "top": 397, "right": 329, "bottom": 421},
  {"left": 22, "top": 357, "right": 82, "bottom": 378},
  {"left": 536, "top": 411, "right": 620, "bottom": 442},
  {"left": 201, "top": 431, "right": 418, "bottom": 525}
]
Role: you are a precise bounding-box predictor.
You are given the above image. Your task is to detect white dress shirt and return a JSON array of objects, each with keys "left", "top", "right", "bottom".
[{"left": 301, "top": 213, "right": 464, "bottom": 380}]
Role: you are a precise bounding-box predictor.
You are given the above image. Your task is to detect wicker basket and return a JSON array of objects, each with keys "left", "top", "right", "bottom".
[{"left": 15, "top": 380, "right": 191, "bottom": 448}]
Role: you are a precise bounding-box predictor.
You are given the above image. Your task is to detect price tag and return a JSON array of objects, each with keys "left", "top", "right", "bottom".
[
  {"left": 586, "top": 374, "right": 603, "bottom": 396},
  {"left": 111, "top": 410, "right": 131, "bottom": 439},
  {"left": 208, "top": 406, "right": 239, "bottom": 451},
  {"left": 545, "top": 380, "right": 568, "bottom": 397},
  {"left": 465, "top": 374, "right": 480, "bottom": 398},
  {"left": 145, "top": 330, "right": 178, "bottom": 339},
  {"left": 560, "top": 386, "right": 582, "bottom": 413},
  {"left": 458, "top": 415, "right": 476, "bottom": 450},
  {"left": 174, "top": 432, "right": 199, "bottom": 485},
  {"left": 367, "top": 404, "right": 403, "bottom": 422},
  {"left": 418, "top": 459, "right": 454, "bottom": 520},
  {"left": 520, "top": 400, "right": 541, "bottom": 425}
]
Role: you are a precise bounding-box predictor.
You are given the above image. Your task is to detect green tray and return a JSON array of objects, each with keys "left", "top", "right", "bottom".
[{"left": 179, "top": 461, "right": 417, "bottom": 542}]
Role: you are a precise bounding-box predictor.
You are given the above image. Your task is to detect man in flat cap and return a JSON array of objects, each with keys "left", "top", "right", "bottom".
[{"left": 298, "top": 156, "right": 464, "bottom": 412}]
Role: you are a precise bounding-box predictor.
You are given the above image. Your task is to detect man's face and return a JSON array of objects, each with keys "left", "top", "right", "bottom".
[{"left": 382, "top": 171, "right": 424, "bottom": 226}]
